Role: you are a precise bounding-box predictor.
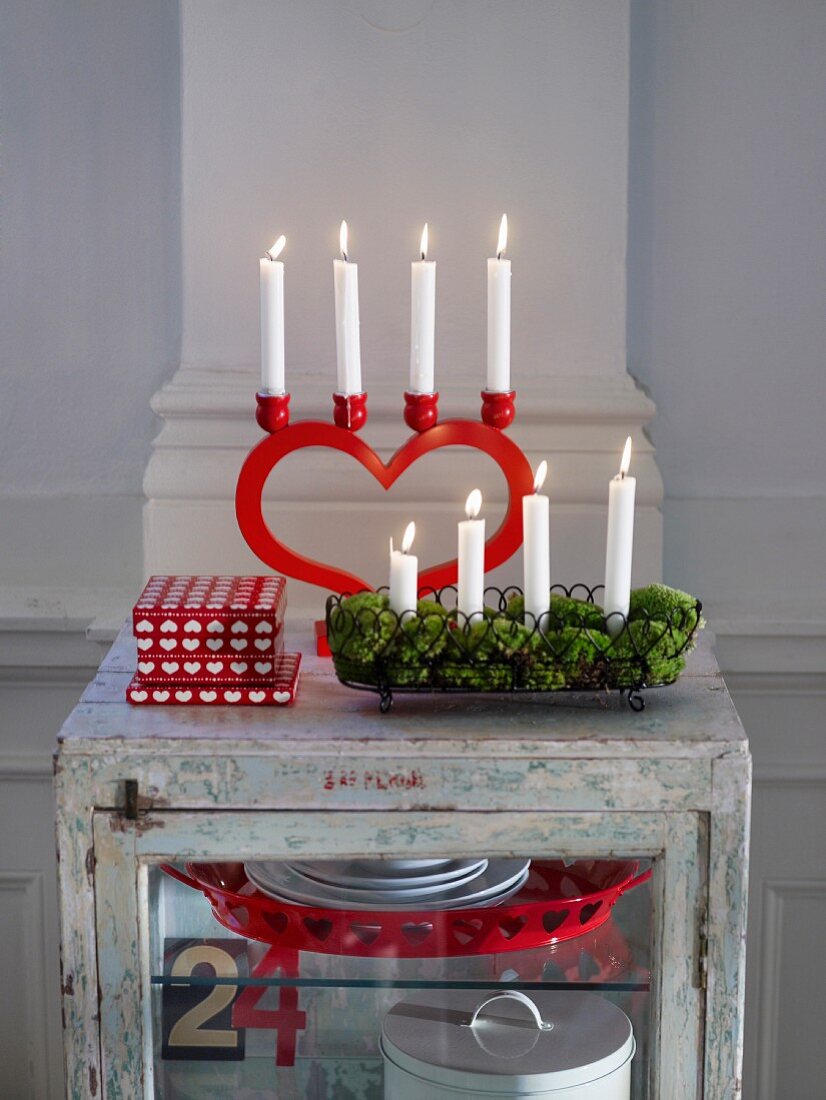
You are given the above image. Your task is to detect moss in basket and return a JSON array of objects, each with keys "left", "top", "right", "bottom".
[
  {"left": 432, "top": 612, "right": 508, "bottom": 688},
  {"left": 506, "top": 592, "right": 605, "bottom": 631},
  {"left": 611, "top": 585, "right": 704, "bottom": 686},
  {"left": 328, "top": 592, "right": 450, "bottom": 672},
  {"left": 493, "top": 618, "right": 612, "bottom": 690},
  {"left": 330, "top": 583, "right": 701, "bottom": 692},
  {"left": 609, "top": 623, "right": 685, "bottom": 687},
  {"left": 629, "top": 583, "right": 703, "bottom": 633}
]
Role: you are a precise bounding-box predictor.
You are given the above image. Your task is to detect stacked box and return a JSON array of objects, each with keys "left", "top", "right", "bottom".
[
  {"left": 127, "top": 654, "right": 301, "bottom": 706},
  {"left": 127, "top": 576, "right": 300, "bottom": 706}
]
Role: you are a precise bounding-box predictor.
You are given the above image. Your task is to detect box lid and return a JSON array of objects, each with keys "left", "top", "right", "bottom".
[
  {"left": 381, "top": 989, "right": 633, "bottom": 1093},
  {"left": 132, "top": 576, "right": 286, "bottom": 646}
]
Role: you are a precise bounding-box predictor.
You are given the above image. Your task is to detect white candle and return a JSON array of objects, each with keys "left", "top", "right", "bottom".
[
  {"left": 389, "top": 522, "right": 418, "bottom": 619},
  {"left": 458, "top": 489, "right": 485, "bottom": 622},
  {"left": 486, "top": 214, "right": 511, "bottom": 392},
  {"left": 523, "top": 460, "right": 550, "bottom": 628},
  {"left": 410, "top": 223, "right": 436, "bottom": 393},
  {"left": 603, "top": 437, "right": 636, "bottom": 637},
  {"left": 259, "top": 235, "right": 286, "bottom": 394},
  {"left": 334, "top": 220, "right": 362, "bottom": 395}
]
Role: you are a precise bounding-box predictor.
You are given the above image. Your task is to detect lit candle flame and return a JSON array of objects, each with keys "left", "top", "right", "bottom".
[
  {"left": 465, "top": 489, "right": 482, "bottom": 520},
  {"left": 496, "top": 213, "right": 508, "bottom": 259},
  {"left": 420, "top": 223, "right": 428, "bottom": 261},
  {"left": 266, "top": 235, "right": 286, "bottom": 261},
  {"left": 402, "top": 521, "right": 416, "bottom": 554},
  {"left": 533, "top": 460, "right": 548, "bottom": 494},
  {"left": 339, "top": 220, "right": 349, "bottom": 262},
  {"left": 619, "top": 436, "right": 633, "bottom": 478}
]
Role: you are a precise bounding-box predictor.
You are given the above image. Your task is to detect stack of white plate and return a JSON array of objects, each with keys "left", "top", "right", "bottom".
[{"left": 244, "top": 858, "right": 530, "bottom": 911}]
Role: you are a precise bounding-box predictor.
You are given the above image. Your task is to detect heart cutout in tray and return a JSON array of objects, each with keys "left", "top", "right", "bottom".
[
  {"left": 303, "top": 916, "right": 334, "bottom": 942},
  {"left": 400, "top": 921, "right": 434, "bottom": 946}
]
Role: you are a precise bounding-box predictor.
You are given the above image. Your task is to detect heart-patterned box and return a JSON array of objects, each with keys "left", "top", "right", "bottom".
[
  {"left": 133, "top": 638, "right": 285, "bottom": 683},
  {"left": 133, "top": 575, "right": 286, "bottom": 657},
  {"left": 127, "top": 654, "right": 300, "bottom": 706}
]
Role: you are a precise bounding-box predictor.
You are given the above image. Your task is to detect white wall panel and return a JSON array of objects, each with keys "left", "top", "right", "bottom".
[
  {"left": 0, "top": 669, "right": 94, "bottom": 1099},
  {"left": 728, "top": 670, "right": 826, "bottom": 1099},
  {"left": 755, "top": 879, "right": 826, "bottom": 1098},
  {"left": 0, "top": 0, "right": 180, "bottom": 498},
  {"left": 628, "top": 0, "right": 826, "bottom": 499},
  {"left": 0, "top": 872, "right": 50, "bottom": 1097},
  {"left": 180, "top": 0, "right": 631, "bottom": 384}
]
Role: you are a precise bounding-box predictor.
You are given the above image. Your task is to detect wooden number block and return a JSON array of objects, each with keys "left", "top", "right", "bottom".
[{"left": 162, "top": 938, "right": 247, "bottom": 1061}]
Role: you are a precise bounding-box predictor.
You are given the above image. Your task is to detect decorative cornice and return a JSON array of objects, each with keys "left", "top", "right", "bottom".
[
  {"left": 0, "top": 585, "right": 126, "bottom": 671},
  {"left": 151, "top": 367, "right": 657, "bottom": 424},
  {"left": 0, "top": 753, "right": 54, "bottom": 781},
  {"left": 145, "top": 367, "right": 664, "bottom": 507}
]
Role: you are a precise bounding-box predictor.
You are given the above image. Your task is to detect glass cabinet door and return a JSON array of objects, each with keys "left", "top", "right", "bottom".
[{"left": 93, "top": 810, "right": 707, "bottom": 1099}]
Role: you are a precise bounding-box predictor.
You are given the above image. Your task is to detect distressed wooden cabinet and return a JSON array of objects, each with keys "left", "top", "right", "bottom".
[{"left": 55, "top": 627, "right": 749, "bottom": 1099}]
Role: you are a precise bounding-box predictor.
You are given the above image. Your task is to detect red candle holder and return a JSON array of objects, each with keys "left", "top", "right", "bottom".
[
  {"left": 332, "top": 391, "right": 368, "bottom": 432},
  {"left": 403, "top": 391, "right": 439, "bottom": 433},
  {"left": 237, "top": 387, "right": 530, "bottom": 655},
  {"left": 256, "top": 391, "right": 291, "bottom": 433},
  {"left": 481, "top": 389, "right": 516, "bottom": 430}
]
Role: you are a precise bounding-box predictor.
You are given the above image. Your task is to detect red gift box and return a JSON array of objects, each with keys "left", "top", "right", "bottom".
[
  {"left": 132, "top": 575, "right": 286, "bottom": 657},
  {"left": 134, "top": 641, "right": 285, "bottom": 683},
  {"left": 126, "top": 653, "right": 301, "bottom": 707}
]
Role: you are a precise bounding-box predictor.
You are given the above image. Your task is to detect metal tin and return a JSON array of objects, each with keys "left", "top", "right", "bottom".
[{"left": 381, "top": 989, "right": 634, "bottom": 1098}]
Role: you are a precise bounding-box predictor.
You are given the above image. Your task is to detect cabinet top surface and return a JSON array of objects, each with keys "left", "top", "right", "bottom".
[{"left": 55, "top": 624, "right": 747, "bottom": 760}]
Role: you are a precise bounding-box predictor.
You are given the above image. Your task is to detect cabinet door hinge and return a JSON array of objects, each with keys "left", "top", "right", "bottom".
[
  {"left": 124, "top": 779, "right": 139, "bottom": 820},
  {"left": 697, "top": 913, "right": 709, "bottom": 991}
]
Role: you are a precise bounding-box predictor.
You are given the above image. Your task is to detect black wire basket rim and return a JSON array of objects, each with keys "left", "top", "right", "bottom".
[
  {"left": 325, "top": 584, "right": 702, "bottom": 670},
  {"left": 325, "top": 583, "right": 701, "bottom": 633}
]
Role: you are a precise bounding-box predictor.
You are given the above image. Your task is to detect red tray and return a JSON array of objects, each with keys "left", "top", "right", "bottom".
[{"left": 161, "top": 859, "right": 651, "bottom": 958}]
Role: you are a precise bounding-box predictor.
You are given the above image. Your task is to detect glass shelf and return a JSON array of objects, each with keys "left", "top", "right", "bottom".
[
  {"left": 151, "top": 976, "right": 651, "bottom": 992},
  {"left": 147, "top": 856, "right": 654, "bottom": 1099}
]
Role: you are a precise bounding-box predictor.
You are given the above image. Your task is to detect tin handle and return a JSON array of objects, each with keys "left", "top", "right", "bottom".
[{"left": 463, "top": 990, "right": 553, "bottom": 1032}]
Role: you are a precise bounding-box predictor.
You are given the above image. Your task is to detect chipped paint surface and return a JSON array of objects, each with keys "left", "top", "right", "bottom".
[{"left": 55, "top": 624, "right": 750, "bottom": 1098}]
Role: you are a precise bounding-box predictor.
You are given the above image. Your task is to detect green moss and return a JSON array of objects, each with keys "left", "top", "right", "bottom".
[
  {"left": 506, "top": 592, "right": 605, "bottom": 630},
  {"left": 550, "top": 594, "right": 606, "bottom": 631},
  {"left": 629, "top": 583, "right": 703, "bottom": 634},
  {"left": 329, "top": 584, "right": 701, "bottom": 694},
  {"left": 442, "top": 609, "right": 498, "bottom": 662},
  {"left": 611, "top": 612, "right": 695, "bottom": 687},
  {"left": 328, "top": 592, "right": 449, "bottom": 661},
  {"left": 434, "top": 661, "right": 515, "bottom": 691},
  {"left": 328, "top": 591, "right": 396, "bottom": 663}
]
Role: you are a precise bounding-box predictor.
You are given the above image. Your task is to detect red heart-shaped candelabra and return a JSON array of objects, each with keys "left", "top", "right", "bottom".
[{"left": 236, "top": 390, "right": 533, "bottom": 603}]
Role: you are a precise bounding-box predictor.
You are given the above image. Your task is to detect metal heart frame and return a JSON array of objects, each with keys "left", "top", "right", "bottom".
[{"left": 235, "top": 418, "right": 535, "bottom": 595}]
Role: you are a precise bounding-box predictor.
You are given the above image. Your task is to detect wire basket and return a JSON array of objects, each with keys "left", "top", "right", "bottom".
[{"left": 325, "top": 584, "right": 702, "bottom": 712}]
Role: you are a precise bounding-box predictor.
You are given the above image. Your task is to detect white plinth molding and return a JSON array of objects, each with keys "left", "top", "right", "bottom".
[{"left": 144, "top": 368, "right": 663, "bottom": 613}]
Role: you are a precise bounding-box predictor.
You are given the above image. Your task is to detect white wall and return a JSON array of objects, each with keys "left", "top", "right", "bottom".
[
  {"left": 627, "top": 2, "right": 826, "bottom": 1096},
  {"left": 180, "top": 0, "right": 630, "bottom": 388},
  {"left": 0, "top": 2, "right": 180, "bottom": 1093},
  {"left": 0, "top": 0, "right": 179, "bottom": 588},
  {"left": 628, "top": 0, "right": 826, "bottom": 602},
  {"left": 146, "top": 0, "right": 657, "bottom": 606}
]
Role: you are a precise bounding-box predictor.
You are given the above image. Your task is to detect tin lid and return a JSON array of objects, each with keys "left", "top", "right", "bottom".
[{"left": 381, "top": 989, "right": 634, "bottom": 1094}]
